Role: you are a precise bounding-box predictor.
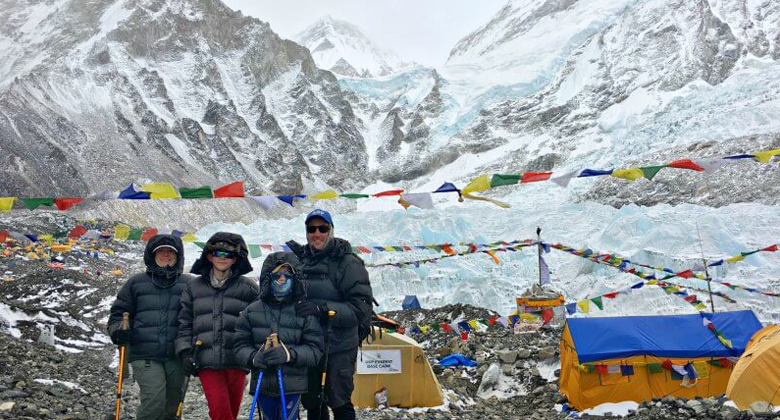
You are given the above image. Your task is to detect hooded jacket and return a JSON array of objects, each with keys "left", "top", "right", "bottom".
[
  {"left": 107, "top": 234, "right": 191, "bottom": 362},
  {"left": 234, "top": 252, "right": 324, "bottom": 396},
  {"left": 175, "top": 232, "right": 259, "bottom": 372},
  {"left": 287, "top": 237, "right": 372, "bottom": 353}
]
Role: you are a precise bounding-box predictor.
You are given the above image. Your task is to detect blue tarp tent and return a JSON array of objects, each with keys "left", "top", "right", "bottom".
[
  {"left": 402, "top": 295, "right": 421, "bottom": 310},
  {"left": 567, "top": 310, "right": 762, "bottom": 363},
  {"left": 560, "top": 310, "right": 764, "bottom": 409}
]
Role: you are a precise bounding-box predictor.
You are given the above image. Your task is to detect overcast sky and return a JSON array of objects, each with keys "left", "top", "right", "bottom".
[{"left": 221, "top": 0, "right": 507, "bottom": 66}]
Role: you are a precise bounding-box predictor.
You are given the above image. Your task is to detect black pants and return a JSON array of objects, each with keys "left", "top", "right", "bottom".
[{"left": 302, "top": 348, "right": 357, "bottom": 420}]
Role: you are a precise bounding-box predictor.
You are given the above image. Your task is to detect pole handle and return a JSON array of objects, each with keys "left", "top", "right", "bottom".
[
  {"left": 328, "top": 310, "right": 336, "bottom": 319},
  {"left": 121, "top": 312, "right": 129, "bottom": 330}
]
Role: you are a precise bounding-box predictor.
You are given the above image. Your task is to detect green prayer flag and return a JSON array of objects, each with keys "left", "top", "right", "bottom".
[
  {"left": 22, "top": 197, "right": 55, "bottom": 210},
  {"left": 53, "top": 231, "right": 68, "bottom": 238},
  {"left": 340, "top": 193, "right": 369, "bottom": 199},
  {"left": 591, "top": 296, "right": 603, "bottom": 310},
  {"left": 640, "top": 166, "right": 665, "bottom": 180},
  {"left": 194, "top": 242, "right": 206, "bottom": 249},
  {"left": 392, "top": 246, "right": 405, "bottom": 252},
  {"left": 587, "top": 365, "right": 596, "bottom": 373},
  {"left": 490, "top": 174, "right": 523, "bottom": 188},
  {"left": 128, "top": 228, "right": 143, "bottom": 241},
  {"left": 248, "top": 244, "right": 261, "bottom": 258},
  {"left": 478, "top": 319, "right": 490, "bottom": 327},
  {"left": 647, "top": 363, "right": 663, "bottom": 374},
  {"left": 179, "top": 186, "right": 214, "bottom": 199},
  {"left": 432, "top": 324, "right": 440, "bottom": 332}
]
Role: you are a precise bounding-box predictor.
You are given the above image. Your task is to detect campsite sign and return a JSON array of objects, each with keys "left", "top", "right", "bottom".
[{"left": 357, "top": 350, "right": 402, "bottom": 374}]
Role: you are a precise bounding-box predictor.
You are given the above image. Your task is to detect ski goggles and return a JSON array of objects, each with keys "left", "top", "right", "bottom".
[
  {"left": 306, "top": 225, "right": 330, "bottom": 234},
  {"left": 211, "top": 250, "right": 236, "bottom": 259}
]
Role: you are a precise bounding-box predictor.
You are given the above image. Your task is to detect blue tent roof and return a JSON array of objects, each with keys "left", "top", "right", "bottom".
[
  {"left": 567, "top": 310, "right": 762, "bottom": 363},
  {"left": 402, "top": 295, "right": 421, "bottom": 310}
]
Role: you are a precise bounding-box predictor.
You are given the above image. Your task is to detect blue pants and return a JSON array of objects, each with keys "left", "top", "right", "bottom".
[{"left": 260, "top": 394, "right": 301, "bottom": 420}]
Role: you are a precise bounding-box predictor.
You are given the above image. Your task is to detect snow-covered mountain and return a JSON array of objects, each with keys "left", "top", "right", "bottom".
[
  {"left": 0, "top": 0, "right": 367, "bottom": 198},
  {"left": 293, "top": 16, "right": 415, "bottom": 78},
  {"left": 344, "top": 0, "right": 780, "bottom": 199}
]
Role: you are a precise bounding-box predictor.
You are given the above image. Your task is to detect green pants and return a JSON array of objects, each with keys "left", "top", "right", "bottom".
[{"left": 131, "top": 359, "right": 186, "bottom": 420}]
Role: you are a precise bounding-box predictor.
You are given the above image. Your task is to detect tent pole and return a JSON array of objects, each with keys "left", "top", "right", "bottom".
[
  {"left": 536, "top": 227, "right": 542, "bottom": 288},
  {"left": 704, "top": 259, "right": 715, "bottom": 313}
]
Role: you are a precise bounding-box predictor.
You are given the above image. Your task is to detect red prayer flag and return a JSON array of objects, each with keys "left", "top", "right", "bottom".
[
  {"left": 357, "top": 246, "right": 372, "bottom": 254},
  {"left": 54, "top": 197, "right": 83, "bottom": 210},
  {"left": 397, "top": 327, "right": 405, "bottom": 334},
  {"left": 684, "top": 295, "right": 697, "bottom": 303},
  {"left": 141, "top": 228, "right": 158, "bottom": 242},
  {"left": 603, "top": 292, "right": 619, "bottom": 299},
  {"left": 460, "top": 331, "right": 469, "bottom": 341},
  {"left": 402, "top": 246, "right": 412, "bottom": 251},
  {"left": 213, "top": 182, "right": 245, "bottom": 198},
  {"left": 372, "top": 189, "right": 404, "bottom": 197},
  {"left": 542, "top": 308, "right": 554, "bottom": 324},
  {"left": 661, "top": 360, "right": 673, "bottom": 371},
  {"left": 487, "top": 316, "right": 498, "bottom": 326},
  {"left": 440, "top": 244, "right": 455, "bottom": 256},
  {"left": 68, "top": 225, "right": 88, "bottom": 238},
  {"left": 0, "top": 231, "right": 7, "bottom": 243},
  {"left": 763, "top": 244, "right": 779, "bottom": 252},
  {"left": 261, "top": 245, "right": 272, "bottom": 250},
  {"left": 676, "top": 270, "right": 694, "bottom": 278},
  {"left": 719, "top": 359, "right": 729, "bottom": 368},
  {"left": 595, "top": 365, "right": 608, "bottom": 375},
  {"left": 521, "top": 172, "right": 553, "bottom": 183},
  {"left": 668, "top": 159, "right": 704, "bottom": 172},
  {"left": 441, "top": 323, "right": 452, "bottom": 332}
]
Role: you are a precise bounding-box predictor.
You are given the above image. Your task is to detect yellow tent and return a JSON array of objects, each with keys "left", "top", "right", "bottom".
[
  {"left": 727, "top": 324, "right": 780, "bottom": 410},
  {"left": 560, "top": 311, "right": 763, "bottom": 410},
  {"left": 352, "top": 328, "right": 444, "bottom": 408}
]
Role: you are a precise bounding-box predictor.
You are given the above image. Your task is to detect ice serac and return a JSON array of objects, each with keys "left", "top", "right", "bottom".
[
  {"left": 342, "top": 0, "right": 780, "bottom": 202},
  {"left": 0, "top": 0, "right": 367, "bottom": 197},
  {"left": 293, "top": 15, "right": 416, "bottom": 78}
]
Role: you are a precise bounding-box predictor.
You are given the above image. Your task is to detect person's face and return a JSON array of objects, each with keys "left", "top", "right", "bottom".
[
  {"left": 154, "top": 248, "right": 177, "bottom": 268},
  {"left": 306, "top": 218, "right": 331, "bottom": 250},
  {"left": 207, "top": 250, "right": 236, "bottom": 271}
]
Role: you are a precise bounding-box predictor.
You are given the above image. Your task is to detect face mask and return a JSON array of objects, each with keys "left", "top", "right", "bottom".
[{"left": 271, "top": 272, "right": 293, "bottom": 300}]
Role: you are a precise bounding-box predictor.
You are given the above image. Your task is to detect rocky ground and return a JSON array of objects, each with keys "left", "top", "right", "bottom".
[{"left": 1, "top": 214, "right": 778, "bottom": 419}]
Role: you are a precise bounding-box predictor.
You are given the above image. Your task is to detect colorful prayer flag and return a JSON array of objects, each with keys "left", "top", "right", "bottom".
[
  {"left": 311, "top": 190, "right": 338, "bottom": 200},
  {"left": 521, "top": 172, "right": 553, "bottom": 183},
  {"left": 462, "top": 175, "right": 491, "bottom": 195},
  {"left": 340, "top": 193, "right": 370, "bottom": 199},
  {"left": 668, "top": 159, "right": 704, "bottom": 171},
  {"left": 400, "top": 193, "right": 434, "bottom": 209},
  {"left": 22, "top": 198, "right": 54, "bottom": 210},
  {"left": 213, "top": 182, "right": 244, "bottom": 198},
  {"left": 54, "top": 198, "right": 83, "bottom": 210},
  {"left": 611, "top": 168, "right": 644, "bottom": 181},
  {"left": 590, "top": 296, "right": 603, "bottom": 310},
  {"left": 490, "top": 174, "right": 522, "bottom": 187},
  {"left": 0, "top": 197, "right": 16, "bottom": 212},
  {"left": 577, "top": 300, "right": 590, "bottom": 313},
  {"left": 639, "top": 166, "right": 665, "bottom": 180},
  {"left": 373, "top": 189, "right": 404, "bottom": 197},
  {"left": 141, "top": 183, "right": 180, "bottom": 199},
  {"left": 114, "top": 225, "right": 131, "bottom": 240}
]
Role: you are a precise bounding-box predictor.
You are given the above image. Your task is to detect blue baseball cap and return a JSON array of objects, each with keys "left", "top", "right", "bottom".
[{"left": 305, "top": 209, "right": 333, "bottom": 227}]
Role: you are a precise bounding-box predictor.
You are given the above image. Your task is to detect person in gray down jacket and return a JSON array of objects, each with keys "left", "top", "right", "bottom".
[
  {"left": 287, "top": 209, "right": 373, "bottom": 420},
  {"left": 107, "top": 234, "right": 191, "bottom": 420},
  {"left": 175, "top": 232, "right": 258, "bottom": 420},
  {"left": 234, "top": 252, "right": 324, "bottom": 420}
]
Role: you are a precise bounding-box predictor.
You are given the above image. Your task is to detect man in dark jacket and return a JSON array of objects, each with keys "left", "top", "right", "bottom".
[
  {"left": 175, "top": 232, "right": 258, "bottom": 420},
  {"left": 234, "top": 252, "right": 324, "bottom": 420},
  {"left": 107, "top": 234, "right": 191, "bottom": 420},
  {"left": 287, "top": 209, "right": 373, "bottom": 420}
]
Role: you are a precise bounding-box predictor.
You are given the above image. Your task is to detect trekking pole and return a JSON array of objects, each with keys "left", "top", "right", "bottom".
[
  {"left": 175, "top": 340, "right": 201, "bottom": 419},
  {"left": 319, "top": 311, "right": 336, "bottom": 415},
  {"left": 114, "top": 312, "right": 129, "bottom": 420},
  {"left": 247, "top": 370, "right": 265, "bottom": 419},
  {"left": 267, "top": 333, "right": 289, "bottom": 420}
]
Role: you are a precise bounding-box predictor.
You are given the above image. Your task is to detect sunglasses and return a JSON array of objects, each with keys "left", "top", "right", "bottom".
[
  {"left": 306, "top": 225, "right": 330, "bottom": 234},
  {"left": 211, "top": 250, "right": 236, "bottom": 259}
]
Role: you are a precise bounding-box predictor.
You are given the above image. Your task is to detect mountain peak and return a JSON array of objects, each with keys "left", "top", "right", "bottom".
[{"left": 294, "top": 16, "right": 415, "bottom": 78}]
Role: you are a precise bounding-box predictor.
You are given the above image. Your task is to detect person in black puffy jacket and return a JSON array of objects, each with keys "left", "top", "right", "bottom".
[
  {"left": 107, "top": 234, "right": 191, "bottom": 420},
  {"left": 175, "top": 232, "right": 258, "bottom": 420},
  {"left": 286, "top": 209, "right": 373, "bottom": 420},
  {"left": 234, "top": 252, "right": 324, "bottom": 420}
]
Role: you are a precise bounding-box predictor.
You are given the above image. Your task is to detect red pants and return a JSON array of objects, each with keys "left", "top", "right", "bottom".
[{"left": 199, "top": 369, "right": 247, "bottom": 420}]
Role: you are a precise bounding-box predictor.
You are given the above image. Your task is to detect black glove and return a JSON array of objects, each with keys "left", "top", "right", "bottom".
[
  {"left": 295, "top": 301, "right": 326, "bottom": 319},
  {"left": 252, "top": 348, "right": 267, "bottom": 370},
  {"left": 180, "top": 350, "right": 197, "bottom": 376},
  {"left": 263, "top": 345, "right": 290, "bottom": 367},
  {"left": 111, "top": 329, "right": 132, "bottom": 345}
]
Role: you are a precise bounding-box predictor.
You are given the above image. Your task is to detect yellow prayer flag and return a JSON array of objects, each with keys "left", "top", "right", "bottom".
[
  {"left": 39, "top": 235, "right": 53, "bottom": 246},
  {"left": 752, "top": 149, "right": 780, "bottom": 164},
  {"left": 647, "top": 280, "right": 658, "bottom": 286},
  {"left": 383, "top": 246, "right": 395, "bottom": 252},
  {"left": 611, "top": 168, "right": 644, "bottom": 182},
  {"left": 420, "top": 325, "right": 429, "bottom": 333},
  {"left": 141, "top": 183, "right": 180, "bottom": 199},
  {"left": 693, "top": 361, "right": 709, "bottom": 379},
  {"left": 462, "top": 175, "right": 491, "bottom": 195},
  {"left": 0, "top": 197, "right": 16, "bottom": 212},
  {"left": 181, "top": 233, "right": 197, "bottom": 243},
  {"left": 695, "top": 303, "right": 708, "bottom": 311},
  {"left": 468, "top": 320, "right": 479, "bottom": 330},
  {"left": 310, "top": 189, "right": 339, "bottom": 200},
  {"left": 520, "top": 313, "right": 539, "bottom": 322},
  {"left": 114, "top": 225, "right": 131, "bottom": 240},
  {"left": 718, "top": 336, "right": 733, "bottom": 348},
  {"left": 726, "top": 255, "right": 746, "bottom": 264},
  {"left": 577, "top": 300, "right": 590, "bottom": 313}
]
